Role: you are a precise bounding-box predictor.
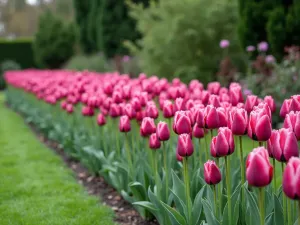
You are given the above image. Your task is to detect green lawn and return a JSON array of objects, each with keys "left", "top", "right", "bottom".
[{"left": 0, "top": 93, "right": 116, "bottom": 225}]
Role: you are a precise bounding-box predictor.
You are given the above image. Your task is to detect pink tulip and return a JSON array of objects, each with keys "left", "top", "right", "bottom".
[
  {"left": 228, "top": 108, "right": 248, "bottom": 135},
  {"left": 248, "top": 109, "right": 272, "bottom": 141},
  {"left": 97, "top": 113, "right": 106, "bottom": 126},
  {"left": 157, "top": 121, "right": 170, "bottom": 141},
  {"left": 140, "top": 117, "right": 156, "bottom": 137},
  {"left": 204, "top": 160, "right": 222, "bottom": 185},
  {"left": 280, "top": 99, "right": 292, "bottom": 118},
  {"left": 211, "top": 127, "right": 235, "bottom": 157},
  {"left": 267, "top": 128, "right": 299, "bottom": 162},
  {"left": 193, "top": 124, "right": 205, "bottom": 138},
  {"left": 177, "top": 133, "right": 194, "bottom": 157},
  {"left": 245, "top": 95, "right": 258, "bottom": 113},
  {"left": 124, "top": 104, "right": 136, "bottom": 119},
  {"left": 163, "top": 100, "right": 174, "bottom": 118},
  {"left": 264, "top": 96, "right": 276, "bottom": 113},
  {"left": 283, "top": 157, "right": 300, "bottom": 199},
  {"left": 173, "top": 111, "right": 192, "bottom": 135},
  {"left": 207, "top": 82, "right": 221, "bottom": 95},
  {"left": 119, "top": 115, "right": 131, "bottom": 132},
  {"left": 146, "top": 103, "right": 159, "bottom": 119},
  {"left": 109, "top": 103, "right": 121, "bottom": 118},
  {"left": 290, "top": 95, "right": 300, "bottom": 112},
  {"left": 208, "top": 95, "right": 221, "bottom": 107},
  {"left": 174, "top": 98, "right": 185, "bottom": 112},
  {"left": 246, "top": 147, "right": 273, "bottom": 187},
  {"left": 61, "top": 101, "right": 67, "bottom": 109},
  {"left": 284, "top": 111, "right": 300, "bottom": 140},
  {"left": 66, "top": 104, "right": 73, "bottom": 114},
  {"left": 149, "top": 133, "right": 161, "bottom": 150}
]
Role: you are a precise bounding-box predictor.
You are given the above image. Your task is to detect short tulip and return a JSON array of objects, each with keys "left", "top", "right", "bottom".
[
  {"left": 163, "top": 100, "right": 174, "bottom": 118},
  {"left": 193, "top": 124, "right": 205, "bottom": 138},
  {"left": 246, "top": 147, "right": 273, "bottom": 187},
  {"left": 173, "top": 111, "right": 192, "bottom": 135},
  {"left": 211, "top": 127, "right": 235, "bottom": 157},
  {"left": 228, "top": 108, "right": 248, "bottom": 135},
  {"left": 284, "top": 111, "right": 300, "bottom": 140},
  {"left": 149, "top": 133, "right": 161, "bottom": 149},
  {"left": 248, "top": 109, "right": 272, "bottom": 141},
  {"left": 204, "top": 160, "right": 222, "bottom": 185},
  {"left": 157, "top": 121, "right": 170, "bottom": 141},
  {"left": 264, "top": 96, "right": 276, "bottom": 113},
  {"left": 97, "top": 113, "right": 106, "bottom": 126},
  {"left": 245, "top": 95, "right": 258, "bottom": 113},
  {"left": 119, "top": 115, "right": 131, "bottom": 132},
  {"left": 140, "top": 117, "right": 156, "bottom": 137}
]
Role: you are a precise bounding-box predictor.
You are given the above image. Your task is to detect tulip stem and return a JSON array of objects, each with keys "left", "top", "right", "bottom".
[
  {"left": 198, "top": 139, "right": 202, "bottom": 166},
  {"left": 114, "top": 119, "right": 121, "bottom": 157},
  {"left": 204, "top": 130, "right": 209, "bottom": 160},
  {"left": 259, "top": 141, "right": 263, "bottom": 147},
  {"left": 163, "top": 141, "right": 169, "bottom": 202},
  {"left": 183, "top": 157, "right": 192, "bottom": 222},
  {"left": 213, "top": 185, "right": 218, "bottom": 218},
  {"left": 225, "top": 156, "right": 232, "bottom": 225},
  {"left": 239, "top": 136, "right": 245, "bottom": 218},
  {"left": 288, "top": 199, "right": 292, "bottom": 225},
  {"left": 272, "top": 158, "right": 277, "bottom": 192},
  {"left": 210, "top": 129, "right": 213, "bottom": 141},
  {"left": 259, "top": 188, "right": 265, "bottom": 225},
  {"left": 125, "top": 133, "right": 133, "bottom": 178},
  {"left": 298, "top": 200, "right": 300, "bottom": 225},
  {"left": 282, "top": 163, "right": 287, "bottom": 225}
]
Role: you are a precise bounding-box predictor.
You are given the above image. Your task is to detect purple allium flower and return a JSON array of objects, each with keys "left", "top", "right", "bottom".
[
  {"left": 243, "top": 89, "right": 253, "bottom": 96},
  {"left": 246, "top": 45, "right": 255, "bottom": 52},
  {"left": 265, "top": 55, "right": 275, "bottom": 64},
  {"left": 122, "top": 55, "right": 131, "bottom": 62},
  {"left": 220, "top": 40, "right": 230, "bottom": 49},
  {"left": 258, "top": 42, "right": 268, "bottom": 52}
]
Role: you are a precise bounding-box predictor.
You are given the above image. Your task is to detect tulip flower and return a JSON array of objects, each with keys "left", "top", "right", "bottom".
[
  {"left": 207, "top": 82, "right": 221, "bottom": 95},
  {"left": 66, "top": 104, "right": 73, "bottom": 114},
  {"left": 228, "top": 108, "right": 248, "bottom": 135},
  {"left": 61, "top": 101, "right": 67, "bottom": 109},
  {"left": 193, "top": 124, "right": 205, "bottom": 139},
  {"left": 119, "top": 115, "right": 131, "bottom": 132},
  {"left": 283, "top": 157, "right": 300, "bottom": 200},
  {"left": 246, "top": 147, "right": 273, "bottom": 187},
  {"left": 109, "top": 103, "right": 120, "bottom": 118},
  {"left": 248, "top": 109, "right": 272, "bottom": 141},
  {"left": 245, "top": 95, "right": 258, "bottom": 113},
  {"left": 280, "top": 99, "right": 292, "bottom": 118},
  {"left": 163, "top": 100, "right": 174, "bottom": 118},
  {"left": 264, "top": 96, "right": 276, "bottom": 113},
  {"left": 146, "top": 103, "right": 159, "bottom": 119},
  {"left": 156, "top": 121, "right": 170, "bottom": 141},
  {"left": 177, "top": 133, "right": 194, "bottom": 157},
  {"left": 267, "top": 128, "right": 299, "bottom": 162},
  {"left": 124, "top": 104, "right": 136, "bottom": 119},
  {"left": 211, "top": 127, "right": 235, "bottom": 157},
  {"left": 284, "top": 111, "right": 300, "bottom": 140},
  {"left": 290, "top": 95, "right": 300, "bottom": 112},
  {"left": 174, "top": 98, "right": 185, "bottom": 111},
  {"left": 173, "top": 111, "right": 192, "bottom": 135},
  {"left": 149, "top": 133, "right": 161, "bottom": 150},
  {"left": 201, "top": 90, "right": 210, "bottom": 105},
  {"left": 208, "top": 95, "right": 221, "bottom": 107},
  {"left": 140, "top": 117, "right": 156, "bottom": 137},
  {"left": 97, "top": 113, "right": 106, "bottom": 126},
  {"left": 204, "top": 160, "right": 222, "bottom": 185}
]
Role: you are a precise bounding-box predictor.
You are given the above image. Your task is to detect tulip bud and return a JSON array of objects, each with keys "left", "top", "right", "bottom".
[
  {"left": 174, "top": 98, "right": 186, "bottom": 112},
  {"left": 131, "top": 97, "right": 142, "bottom": 111},
  {"left": 146, "top": 103, "right": 159, "bottom": 119},
  {"left": 290, "top": 95, "right": 300, "bottom": 112},
  {"left": 140, "top": 117, "right": 156, "bottom": 137},
  {"left": 119, "top": 115, "right": 131, "bottom": 132},
  {"left": 284, "top": 111, "right": 300, "bottom": 140},
  {"left": 66, "top": 104, "right": 73, "bottom": 114},
  {"left": 267, "top": 128, "right": 299, "bottom": 162},
  {"left": 109, "top": 103, "right": 121, "bottom": 118},
  {"left": 280, "top": 99, "right": 292, "bottom": 118},
  {"left": 82, "top": 105, "right": 94, "bottom": 116},
  {"left": 245, "top": 95, "right": 258, "bottom": 113},
  {"left": 201, "top": 90, "right": 210, "bottom": 105},
  {"left": 163, "top": 100, "right": 174, "bottom": 118},
  {"left": 207, "top": 82, "right": 221, "bottom": 95},
  {"left": 208, "top": 95, "right": 221, "bottom": 107},
  {"left": 61, "top": 101, "right": 67, "bottom": 110},
  {"left": 248, "top": 109, "right": 272, "bottom": 141},
  {"left": 173, "top": 111, "right": 192, "bottom": 135},
  {"left": 124, "top": 104, "right": 136, "bottom": 119},
  {"left": 211, "top": 127, "right": 235, "bottom": 157},
  {"left": 97, "top": 113, "right": 106, "bottom": 126},
  {"left": 193, "top": 124, "right": 205, "bottom": 138},
  {"left": 157, "top": 121, "right": 170, "bottom": 141},
  {"left": 228, "top": 108, "right": 248, "bottom": 135},
  {"left": 283, "top": 157, "right": 300, "bottom": 200},
  {"left": 176, "top": 152, "right": 183, "bottom": 162},
  {"left": 177, "top": 133, "right": 194, "bottom": 157},
  {"left": 264, "top": 96, "right": 276, "bottom": 113},
  {"left": 246, "top": 147, "right": 273, "bottom": 187},
  {"left": 149, "top": 133, "right": 161, "bottom": 150},
  {"left": 204, "top": 160, "right": 222, "bottom": 185}
]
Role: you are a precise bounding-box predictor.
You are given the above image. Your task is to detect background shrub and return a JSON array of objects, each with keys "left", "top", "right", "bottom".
[
  {"left": 0, "top": 60, "right": 21, "bottom": 90},
  {"left": 126, "top": 0, "right": 241, "bottom": 83},
  {"left": 33, "top": 11, "right": 77, "bottom": 69},
  {"left": 0, "top": 38, "right": 35, "bottom": 68}
]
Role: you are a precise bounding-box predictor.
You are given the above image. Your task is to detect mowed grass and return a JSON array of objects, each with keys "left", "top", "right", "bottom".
[{"left": 0, "top": 93, "right": 116, "bottom": 225}]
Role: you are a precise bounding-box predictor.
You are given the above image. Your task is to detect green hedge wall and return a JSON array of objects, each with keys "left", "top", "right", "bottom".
[{"left": 0, "top": 38, "right": 35, "bottom": 68}]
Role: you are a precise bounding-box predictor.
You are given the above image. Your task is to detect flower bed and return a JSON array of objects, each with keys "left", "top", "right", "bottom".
[{"left": 4, "top": 69, "right": 300, "bottom": 225}]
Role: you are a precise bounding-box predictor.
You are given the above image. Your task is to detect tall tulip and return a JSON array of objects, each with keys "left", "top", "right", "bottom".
[
  {"left": 284, "top": 111, "right": 300, "bottom": 140},
  {"left": 248, "top": 109, "right": 272, "bottom": 142},
  {"left": 210, "top": 127, "right": 235, "bottom": 158},
  {"left": 157, "top": 122, "right": 170, "bottom": 141},
  {"left": 173, "top": 111, "right": 192, "bottom": 135}
]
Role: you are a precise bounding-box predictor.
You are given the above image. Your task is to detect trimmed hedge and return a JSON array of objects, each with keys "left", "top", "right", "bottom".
[{"left": 0, "top": 38, "right": 35, "bottom": 68}]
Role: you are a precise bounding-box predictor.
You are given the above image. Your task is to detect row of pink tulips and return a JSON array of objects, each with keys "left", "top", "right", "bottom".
[{"left": 4, "top": 69, "right": 300, "bottom": 225}]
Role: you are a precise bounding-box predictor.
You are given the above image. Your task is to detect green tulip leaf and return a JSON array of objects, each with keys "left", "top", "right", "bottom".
[
  {"left": 202, "top": 199, "right": 220, "bottom": 225},
  {"left": 161, "top": 201, "right": 187, "bottom": 225},
  {"left": 273, "top": 194, "right": 284, "bottom": 225},
  {"left": 244, "top": 186, "right": 260, "bottom": 225}
]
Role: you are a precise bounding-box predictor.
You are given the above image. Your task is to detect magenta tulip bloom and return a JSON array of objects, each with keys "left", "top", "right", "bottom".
[
  {"left": 283, "top": 157, "right": 300, "bottom": 199},
  {"left": 280, "top": 99, "right": 292, "bottom": 118},
  {"left": 177, "top": 133, "right": 194, "bottom": 157},
  {"left": 211, "top": 127, "right": 235, "bottom": 157},
  {"left": 290, "top": 95, "right": 300, "bottom": 112},
  {"left": 284, "top": 111, "right": 300, "bottom": 140},
  {"left": 157, "top": 121, "right": 170, "bottom": 141},
  {"left": 109, "top": 103, "right": 120, "bottom": 118},
  {"left": 66, "top": 104, "right": 73, "bottom": 114},
  {"left": 97, "top": 113, "right": 106, "bottom": 126},
  {"left": 204, "top": 105, "right": 219, "bottom": 129},
  {"left": 140, "top": 117, "right": 156, "bottom": 137},
  {"left": 174, "top": 98, "right": 186, "bottom": 112},
  {"left": 119, "top": 115, "right": 131, "bottom": 132},
  {"left": 146, "top": 104, "right": 159, "bottom": 119},
  {"left": 245, "top": 95, "right": 258, "bottom": 113},
  {"left": 124, "top": 104, "right": 136, "bottom": 119},
  {"left": 149, "top": 133, "right": 161, "bottom": 150},
  {"left": 248, "top": 109, "right": 272, "bottom": 141},
  {"left": 163, "top": 100, "right": 174, "bottom": 118},
  {"left": 204, "top": 160, "right": 222, "bottom": 185},
  {"left": 246, "top": 147, "right": 273, "bottom": 187},
  {"left": 208, "top": 95, "right": 221, "bottom": 107},
  {"left": 173, "top": 111, "right": 192, "bottom": 135},
  {"left": 228, "top": 108, "right": 248, "bottom": 135},
  {"left": 264, "top": 96, "right": 276, "bottom": 113},
  {"left": 193, "top": 124, "right": 205, "bottom": 138},
  {"left": 267, "top": 128, "right": 299, "bottom": 162},
  {"left": 207, "top": 82, "right": 221, "bottom": 95}
]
